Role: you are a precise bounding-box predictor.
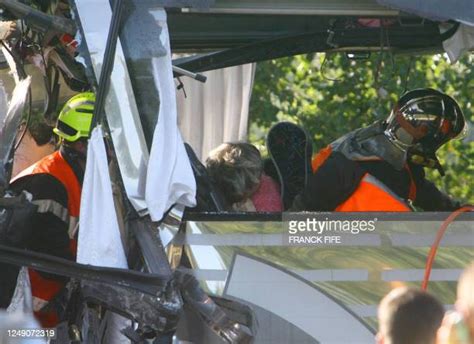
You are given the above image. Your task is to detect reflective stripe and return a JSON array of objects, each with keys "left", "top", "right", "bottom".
[
  {"left": 68, "top": 216, "right": 79, "bottom": 239},
  {"left": 336, "top": 173, "right": 411, "bottom": 212},
  {"left": 362, "top": 174, "right": 410, "bottom": 207},
  {"left": 32, "top": 199, "right": 69, "bottom": 222},
  {"left": 32, "top": 296, "right": 49, "bottom": 312},
  {"left": 14, "top": 150, "right": 81, "bottom": 327}
]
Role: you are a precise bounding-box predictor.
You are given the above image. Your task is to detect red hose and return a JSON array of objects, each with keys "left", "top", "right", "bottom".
[{"left": 421, "top": 206, "right": 474, "bottom": 291}]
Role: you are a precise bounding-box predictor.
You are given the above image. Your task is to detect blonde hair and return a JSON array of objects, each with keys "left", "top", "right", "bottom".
[
  {"left": 457, "top": 262, "right": 474, "bottom": 336},
  {"left": 206, "top": 142, "right": 262, "bottom": 205},
  {"left": 458, "top": 263, "right": 474, "bottom": 312}
]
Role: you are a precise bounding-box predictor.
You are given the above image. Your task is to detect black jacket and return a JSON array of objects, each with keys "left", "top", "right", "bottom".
[
  {"left": 0, "top": 146, "right": 84, "bottom": 308},
  {"left": 292, "top": 151, "right": 461, "bottom": 211}
]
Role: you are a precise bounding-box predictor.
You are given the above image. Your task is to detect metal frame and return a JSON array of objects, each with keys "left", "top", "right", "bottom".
[{"left": 172, "top": 18, "right": 449, "bottom": 72}]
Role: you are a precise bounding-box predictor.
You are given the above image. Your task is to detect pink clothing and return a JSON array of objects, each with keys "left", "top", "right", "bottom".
[{"left": 251, "top": 174, "right": 283, "bottom": 212}]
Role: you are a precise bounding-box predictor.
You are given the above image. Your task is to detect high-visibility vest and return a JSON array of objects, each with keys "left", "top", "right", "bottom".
[
  {"left": 336, "top": 173, "right": 411, "bottom": 212},
  {"left": 12, "top": 150, "right": 81, "bottom": 326},
  {"left": 311, "top": 146, "right": 414, "bottom": 212},
  {"left": 311, "top": 145, "right": 333, "bottom": 173}
]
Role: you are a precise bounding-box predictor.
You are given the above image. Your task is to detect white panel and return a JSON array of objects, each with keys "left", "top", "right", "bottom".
[{"left": 225, "top": 254, "right": 375, "bottom": 344}]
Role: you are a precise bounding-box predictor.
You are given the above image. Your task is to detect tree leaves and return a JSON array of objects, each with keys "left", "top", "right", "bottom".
[{"left": 250, "top": 53, "right": 474, "bottom": 203}]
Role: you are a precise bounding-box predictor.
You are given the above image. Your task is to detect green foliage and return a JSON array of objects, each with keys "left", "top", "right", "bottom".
[{"left": 249, "top": 53, "right": 474, "bottom": 203}]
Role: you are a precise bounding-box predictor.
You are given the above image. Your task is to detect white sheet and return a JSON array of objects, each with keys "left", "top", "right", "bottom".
[
  {"left": 7, "top": 267, "right": 33, "bottom": 314},
  {"left": 77, "top": 126, "right": 129, "bottom": 343},
  {"left": 145, "top": 10, "right": 196, "bottom": 222},
  {"left": 0, "top": 311, "right": 45, "bottom": 344},
  {"left": 442, "top": 24, "right": 474, "bottom": 63},
  {"left": 0, "top": 80, "right": 7, "bottom": 126},
  {"left": 77, "top": 126, "right": 127, "bottom": 268}
]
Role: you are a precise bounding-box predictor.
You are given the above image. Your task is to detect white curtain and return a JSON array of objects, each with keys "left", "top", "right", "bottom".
[
  {"left": 145, "top": 10, "right": 197, "bottom": 222},
  {"left": 176, "top": 63, "right": 256, "bottom": 161},
  {"left": 442, "top": 23, "right": 474, "bottom": 63},
  {"left": 78, "top": 126, "right": 129, "bottom": 344}
]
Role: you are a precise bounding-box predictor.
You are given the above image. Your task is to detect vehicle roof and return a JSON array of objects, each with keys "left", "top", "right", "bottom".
[{"left": 167, "top": 0, "right": 458, "bottom": 71}]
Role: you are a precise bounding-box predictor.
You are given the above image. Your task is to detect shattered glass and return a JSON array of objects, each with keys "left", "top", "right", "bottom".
[{"left": 0, "top": 77, "right": 31, "bottom": 194}]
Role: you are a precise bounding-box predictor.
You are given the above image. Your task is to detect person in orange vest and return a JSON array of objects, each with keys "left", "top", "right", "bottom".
[
  {"left": 0, "top": 92, "right": 95, "bottom": 327},
  {"left": 292, "top": 88, "right": 467, "bottom": 212}
]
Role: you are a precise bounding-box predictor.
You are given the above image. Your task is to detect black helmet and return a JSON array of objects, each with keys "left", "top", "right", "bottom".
[{"left": 384, "top": 89, "right": 467, "bottom": 173}]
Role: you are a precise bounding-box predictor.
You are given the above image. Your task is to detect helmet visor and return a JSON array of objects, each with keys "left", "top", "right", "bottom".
[{"left": 399, "top": 96, "right": 466, "bottom": 151}]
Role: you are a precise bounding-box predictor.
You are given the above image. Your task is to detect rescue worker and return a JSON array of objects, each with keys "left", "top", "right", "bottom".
[
  {"left": 0, "top": 92, "right": 95, "bottom": 327},
  {"left": 292, "top": 88, "right": 467, "bottom": 212}
]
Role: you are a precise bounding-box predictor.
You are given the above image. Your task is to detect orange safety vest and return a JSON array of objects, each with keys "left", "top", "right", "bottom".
[
  {"left": 311, "top": 145, "right": 333, "bottom": 173},
  {"left": 12, "top": 150, "right": 81, "bottom": 327},
  {"left": 335, "top": 173, "right": 411, "bottom": 212},
  {"left": 311, "top": 146, "right": 413, "bottom": 212}
]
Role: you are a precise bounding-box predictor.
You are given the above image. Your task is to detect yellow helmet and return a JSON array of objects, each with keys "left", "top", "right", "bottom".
[{"left": 53, "top": 92, "right": 95, "bottom": 142}]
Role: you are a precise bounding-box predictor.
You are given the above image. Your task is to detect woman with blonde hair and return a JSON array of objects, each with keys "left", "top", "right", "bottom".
[
  {"left": 437, "top": 262, "right": 474, "bottom": 344},
  {"left": 206, "top": 142, "right": 282, "bottom": 212}
]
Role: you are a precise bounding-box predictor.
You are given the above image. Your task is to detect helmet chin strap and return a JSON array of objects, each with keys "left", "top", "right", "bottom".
[
  {"left": 409, "top": 153, "right": 445, "bottom": 176},
  {"left": 387, "top": 111, "right": 447, "bottom": 176},
  {"left": 62, "top": 140, "right": 88, "bottom": 169}
]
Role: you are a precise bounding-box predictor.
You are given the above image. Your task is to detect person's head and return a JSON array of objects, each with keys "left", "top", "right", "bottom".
[
  {"left": 384, "top": 88, "right": 466, "bottom": 172},
  {"left": 457, "top": 262, "right": 474, "bottom": 333},
  {"left": 53, "top": 92, "right": 95, "bottom": 156},
  {"left": 206, "top": 142, "right": 263, "bottom": 206},
  {"left": 377, "top": 287, "right": 445, "bottom": 344},
  {"left": 437, "top": 262, "right": 474, "bottom": 344}
]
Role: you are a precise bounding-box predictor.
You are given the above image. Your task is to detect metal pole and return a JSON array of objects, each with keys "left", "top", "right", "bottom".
[
  {"left": 89, "top": 0, "right": 124, "bottom": 133},
  {"left": 172, "top": 65, "right": 207, "bottom": 82}
]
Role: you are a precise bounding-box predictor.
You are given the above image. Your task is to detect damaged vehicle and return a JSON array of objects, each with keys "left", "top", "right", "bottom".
[{"left": 0, "top": 0, "right": 473, "bottom": 343}]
